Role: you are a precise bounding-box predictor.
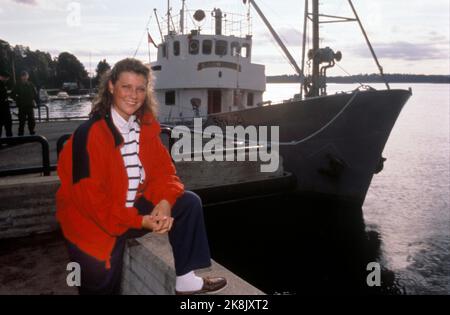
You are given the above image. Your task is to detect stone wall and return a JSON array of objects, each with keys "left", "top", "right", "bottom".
[
  {"left": 122, "top": 233, "right": 265, "bottom": 295},
  {"left": 0, "top": 176, "right": 266, "bottom": 295},
  {"left": 0, "top": 176, "right": 59, "bottom": 239}
]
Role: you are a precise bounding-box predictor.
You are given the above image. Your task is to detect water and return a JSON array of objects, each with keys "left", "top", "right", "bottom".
[
  {"left": 45, "top": 99, "right": 91, "bottom": 118},
  {"left": 364, "top": 84, "right": 450, "bottom": 294},
  {"left": 262, "top": 83, "right": 449, "bottom": 294},
  {"left": 36, "top": 83, "right": 449, "bottom": 294}
]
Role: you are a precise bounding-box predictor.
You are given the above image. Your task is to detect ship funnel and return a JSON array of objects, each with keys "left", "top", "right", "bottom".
[{"left": 212, "top": 8, "right": 223, "bottom": 35}]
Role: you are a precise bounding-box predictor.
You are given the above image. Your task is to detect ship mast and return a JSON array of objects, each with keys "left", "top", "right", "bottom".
[
  {"left": 167, "top": 0, "right": 170, "bottom": 35},
  {"left": 300, "top": 0, "right": 308, "bottom": 99},
  {"left": 304, "top": 0, "right": 390, "bottom": 97},
  {"left": 180, "top": 0, "right": 185, "bottom": 34}
]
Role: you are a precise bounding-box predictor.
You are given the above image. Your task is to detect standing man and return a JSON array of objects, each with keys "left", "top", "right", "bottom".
[
  {"left": 11, "top": 71, "right": 38, "bottom": 136},
  {"left": 0, "top": 70, "right": 13, "bottom": 139}
]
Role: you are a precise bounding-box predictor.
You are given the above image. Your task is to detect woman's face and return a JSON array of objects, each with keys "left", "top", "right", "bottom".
[{"left": 109, "top": 71, "right": 147, "bottom": 121}]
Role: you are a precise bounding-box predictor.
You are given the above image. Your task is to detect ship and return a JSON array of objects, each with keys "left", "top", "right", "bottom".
[{"left": 148, "top": 0, "right": 412, "bottom": 206}]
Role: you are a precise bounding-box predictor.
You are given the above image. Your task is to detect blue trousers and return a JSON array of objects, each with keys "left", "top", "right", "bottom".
[{"left": 66, "top": 191, "right": 211, "bottom": 295}]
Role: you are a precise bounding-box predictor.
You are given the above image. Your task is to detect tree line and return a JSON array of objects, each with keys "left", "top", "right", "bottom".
[{"left": 0, "top": 39, "right": 111, "bottom": 91}]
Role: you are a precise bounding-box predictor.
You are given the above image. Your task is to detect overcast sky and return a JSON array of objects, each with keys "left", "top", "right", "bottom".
[{"left": 1, "top": 0, "right": 449, "bottom": 76}]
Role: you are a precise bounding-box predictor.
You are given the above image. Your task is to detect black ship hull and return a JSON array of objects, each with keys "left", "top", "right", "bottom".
[{"left": 205, "top": 89, "right": 411, "bottom": 206}]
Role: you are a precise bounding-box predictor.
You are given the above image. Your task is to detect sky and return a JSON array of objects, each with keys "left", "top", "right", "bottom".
[{"left": 1, "top": 0, "right": 449, "bottom": 76}]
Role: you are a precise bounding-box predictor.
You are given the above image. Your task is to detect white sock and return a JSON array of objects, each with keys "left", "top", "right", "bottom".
[{"left": 175, "top": 271, "right": 204, "bottom": 292}]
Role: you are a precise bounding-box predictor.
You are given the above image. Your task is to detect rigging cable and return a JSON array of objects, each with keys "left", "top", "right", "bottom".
[
  {"left": 133, "top": 15, "right": 153, "bottom": 58},
  {"left": 278, "top": 91, "right": 360, "bottom": 146},
  {"left": 334, "top": 63, "right": 364, "bottom": 87},
  {"left": 185, "top": 92, "right": 360, "bottom": 148}
]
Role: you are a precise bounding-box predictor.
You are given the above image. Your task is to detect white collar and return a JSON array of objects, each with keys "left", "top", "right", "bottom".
[{"left": 111, "top": 106, "right": 136, "bottom": 134}]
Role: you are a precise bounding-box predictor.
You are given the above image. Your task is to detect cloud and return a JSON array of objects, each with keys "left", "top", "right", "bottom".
[
  {"left": 253, "top": 53, "right": 289, "bottom": 64},
  {"left": 72, "top": 48, "right": 135, "bottom": 58},
  {"left": 11, "top": 0, "right": 37, "bottom": 5},
  {"left": 256, "top": 27, "right": 308, "bottom": 48},
  {"left": 45, "top": 48, "right": 139, "bottom": 60},
  {"left": 352, "top": 41, "right": 449, "bottom": 61},
  {"left": 427, "top": 31, "right": 448, "bottom": 43},
  {"left": 9, "top": 0, "right": 68, "bottom": 11}
]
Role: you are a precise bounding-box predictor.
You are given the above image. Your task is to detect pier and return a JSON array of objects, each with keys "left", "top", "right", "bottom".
[{"left": 0, "top": 120, "right": 295, "bottom": 294}]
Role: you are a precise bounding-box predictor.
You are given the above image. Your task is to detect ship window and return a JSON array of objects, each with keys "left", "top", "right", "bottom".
[
  {"left": 241, "top": 43, "right": 250, "bottom": 58},
  {"left": 247, "top": 92, "right": 254, "bottom": 106},
  {"left": 202, "top": 40, "right": 212, "bottom": 54},
  {"left": 231, "top": 42, "right": 240, "bottom": 56},
  {"left": 161, "top": 43, "right": 167, "bottom": 58},
  {"left": 165, "top": 90, "right": 176, "bottom": 105},
  {"left": 215, "top": 40, "right": 227, "bottom": 56},
  {"left": 151, "top": 65, "right": 162, "bottom": 71},
  {"left": 173, "top": 41, "right": 180, "bottom": 56},
  {"left": 189, "top": 39, "right": 199, "bottom": 55}
]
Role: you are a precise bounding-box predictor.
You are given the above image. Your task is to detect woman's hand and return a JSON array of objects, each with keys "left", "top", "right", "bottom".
[
  {"left": 148, "top": 199, "right": 174, "bottom": 234},
  {"left": 141, "top": 214, "right": 159, "bottom": 231}
]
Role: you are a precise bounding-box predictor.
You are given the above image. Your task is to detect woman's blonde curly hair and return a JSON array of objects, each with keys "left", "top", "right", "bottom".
[{"left": 90, "top": 58, "right": 158, "bottom": 121}]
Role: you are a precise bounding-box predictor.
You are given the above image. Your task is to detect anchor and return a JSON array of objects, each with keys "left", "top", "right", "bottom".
[
  {"left": 374, "top": 156, "right": 387, "bottom": 174},
  {"left": 318, "top": 153, "right": 347, "bottom": 179}
]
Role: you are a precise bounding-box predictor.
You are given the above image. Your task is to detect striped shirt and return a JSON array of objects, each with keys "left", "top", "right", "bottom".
[{"left": 111, "top": 107, "right": 146, "bottom": 207}]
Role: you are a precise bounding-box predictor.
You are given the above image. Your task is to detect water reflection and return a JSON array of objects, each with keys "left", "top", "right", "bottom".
[
  {"left": 40, "top": 99, "right": 91, "bottom": 118},
  {"left": 203, "top": 192, "right": 403, "bottom": 295}
]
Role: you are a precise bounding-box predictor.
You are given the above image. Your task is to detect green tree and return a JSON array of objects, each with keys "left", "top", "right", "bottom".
[
  {"left": 95, "top": 59, "right": 111, "bottom": 82},
  {"left": 21, "top": 49, "right": 55, "bottom": 88},
  {"left": 56, "top": 52, "right": 88, "bottom": 88},
  {"left": 12, "top": 45, "right": 27, "bottom": 83},
  {"left": 0, "top": 39, "right": 15, "bottom": 86}
]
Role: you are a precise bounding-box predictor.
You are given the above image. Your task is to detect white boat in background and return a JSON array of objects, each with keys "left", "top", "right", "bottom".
[
  {"left": 148, "top": 0, "right": 411, "bottom": 206},
  {"left": 47, "top": 91, "right": 93, "bottom": 102},
  {"left": 48, "top": 91, "right": 70, "bottom": 101}
]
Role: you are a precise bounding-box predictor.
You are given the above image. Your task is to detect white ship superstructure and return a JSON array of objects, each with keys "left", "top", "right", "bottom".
[{"left": 150, "top": 7, "right": 265, "bottom": 124}]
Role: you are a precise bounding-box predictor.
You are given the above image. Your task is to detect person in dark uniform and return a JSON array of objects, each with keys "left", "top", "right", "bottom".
[
  {"left": 0, "top": 70, "right": 12, "bottom": 139},
  {"left": 11, "top": 71, "right": 38, "bottom": 136}
]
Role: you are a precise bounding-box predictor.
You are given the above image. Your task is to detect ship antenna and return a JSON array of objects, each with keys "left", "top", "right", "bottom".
[
  {"left": 154, "top": 9, "right": 164, "bottom": 42},
  {"left": 180, "top": 0, "right": 186, "bottom": 34},
  {"left": 167, "top": 0, "right": 170, "bottom": 35},
  {"left": 133, "top": 14, "right": 153, "bottom": 58},
  {"left": 170, "top": 11, "right": 177, "bottom": 34},
  {"left": 246, "top": 0, "right": 251, "bottom": 35}
]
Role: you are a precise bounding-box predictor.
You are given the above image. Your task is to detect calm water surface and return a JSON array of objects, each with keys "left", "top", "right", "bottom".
[{"left": 263, "top": 83, "right": 449, "bottom": 294}]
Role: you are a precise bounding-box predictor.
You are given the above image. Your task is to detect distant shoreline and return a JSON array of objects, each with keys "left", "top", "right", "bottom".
[{"left": 267, "top": 74, "right": 450, "bottom": 84}]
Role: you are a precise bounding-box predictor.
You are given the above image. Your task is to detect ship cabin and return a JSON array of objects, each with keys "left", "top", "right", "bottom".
[{"left": 150, "top": 9, "right": 265, "bottom": 125}]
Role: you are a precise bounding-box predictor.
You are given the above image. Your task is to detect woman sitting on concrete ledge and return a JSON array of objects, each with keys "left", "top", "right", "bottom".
[{"left": 56, "top": 58, "right": 227, "bottom": 295}]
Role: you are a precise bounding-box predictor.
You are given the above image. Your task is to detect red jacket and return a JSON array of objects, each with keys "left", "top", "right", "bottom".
[{"left": 56, "top": 112, "right": 184, "bottom": 267}]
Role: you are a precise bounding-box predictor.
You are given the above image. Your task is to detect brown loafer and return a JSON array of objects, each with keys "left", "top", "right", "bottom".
[{"left": 175, "top": 276, "right": 227, "bottom": 295}]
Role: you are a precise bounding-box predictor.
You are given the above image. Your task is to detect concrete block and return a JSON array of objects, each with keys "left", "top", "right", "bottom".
[{"left": 121, "top": 233, "right": 265, "bottom": 295}]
